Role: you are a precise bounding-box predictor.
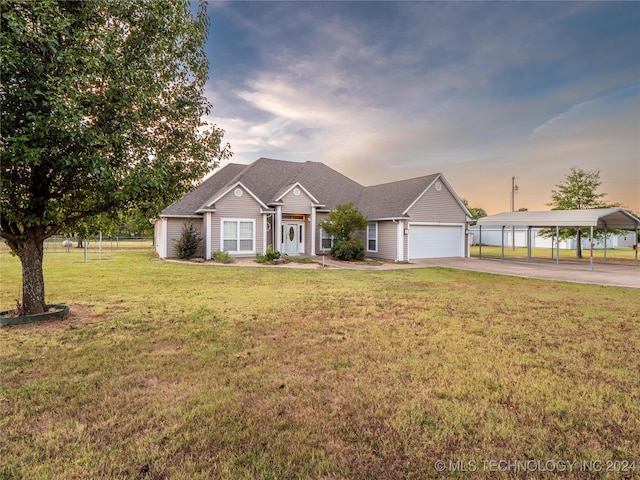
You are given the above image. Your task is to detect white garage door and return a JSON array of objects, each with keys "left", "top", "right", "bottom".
[{"left": 409, "top": 225, "right": 463, "bottom": 259}]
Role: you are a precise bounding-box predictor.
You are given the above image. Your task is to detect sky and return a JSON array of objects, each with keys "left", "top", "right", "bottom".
[{"left": 200, "top": 1, "right": 640, "bottom": 215}]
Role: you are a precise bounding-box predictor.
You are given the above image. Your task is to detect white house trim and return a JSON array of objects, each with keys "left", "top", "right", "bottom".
[
  {"left": 274, "top": 182, "right": 320, "bottom": 204},
  {"left": 205, "top": 212, "right": 212, "bottom": 259},
  {"left": 200, "top": 181, "right": 268, "bottom": 211},
  {"left": 310, "top": 205, "right": 317, "bottom": 256},
  {"left": 402, "top": 174, "right": 472, "bottom": 218},
  {"left": 396, "top": 219, "right": 404, "bottom": 262}
]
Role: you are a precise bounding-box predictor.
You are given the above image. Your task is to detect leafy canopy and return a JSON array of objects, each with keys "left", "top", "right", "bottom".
[
  {"left": 317, "top": 203, "right": 368, "bottom": 242},
  {"left": 540, "top": 168, "right": 621, "bottom": 254},
  {"left": 0, "top": 0, "right": 231, "bottom": 246},
  {"left": 548, "top": 167, "right": 615, "bottom": 211}
]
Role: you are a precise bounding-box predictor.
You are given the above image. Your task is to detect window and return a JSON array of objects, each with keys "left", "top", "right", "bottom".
[
  {"left": 320, "top": 229, "right": 334, "bottom": 250},
  {"left": 222, "top": 219, "right": 254, "bottom": 253},
  {"left": 367, "top": 222, "right": 378, "bottom": 252}
]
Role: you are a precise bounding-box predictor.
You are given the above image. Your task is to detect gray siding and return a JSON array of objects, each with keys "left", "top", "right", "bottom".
[
  {"left": 211, "top": 187, "right": 264, "bottom": 257},
  {"left": 281, "top": 189, "right": 313, "bottom": 214},
  {"left": 406, "top": 185, "right": 467, "bottom": 223},
  {"left": 166, "top": 218, "right": 204, "bottom": 258},
  {"left": 366, "top": 221, "right": 398, "bottom": 260}
]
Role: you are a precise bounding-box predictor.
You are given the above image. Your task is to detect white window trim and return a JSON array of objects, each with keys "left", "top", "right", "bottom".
[
  {"left": 220, "top": 218, "right": 256, "bottom": 254},
  {"left": 367, "top": 222, "right": 378, "bottom": 252},
  {"left": 319, "top": 228, "right": 334, "bottom": 251}
]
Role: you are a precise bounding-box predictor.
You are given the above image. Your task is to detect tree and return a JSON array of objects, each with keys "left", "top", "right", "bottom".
[
  {"left": 1, "top": 0, "right": 231, "bottom": 314},
  {"left": 318, "top": 203, "right": 368, "bottom": 260},
  {"left": 462, "top": 199, "right": 487, "bottom": 226},
  {"left": 544, "top": 167, "right": 618, "bottom": 258}
]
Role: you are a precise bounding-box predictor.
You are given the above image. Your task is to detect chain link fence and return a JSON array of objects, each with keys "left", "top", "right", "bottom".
[{"left": 1, "top": 235, "right": 154, "bottom": 253}]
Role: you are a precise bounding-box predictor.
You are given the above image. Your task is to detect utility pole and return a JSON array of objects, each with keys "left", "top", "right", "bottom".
[{"left": 510, "top": 176, "right": 518, "bottom": 250}]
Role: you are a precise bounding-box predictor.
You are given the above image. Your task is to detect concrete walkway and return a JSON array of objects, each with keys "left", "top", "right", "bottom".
[{"left": 314, "top": 255, "right": 640, "bottom": 289}]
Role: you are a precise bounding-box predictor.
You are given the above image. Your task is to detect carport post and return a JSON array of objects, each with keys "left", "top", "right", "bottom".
[
  {"left": 551, "top": 225, "right": 560, "bottom": 265},
  {"left": 479, "top": 226, "right": 482, "bottom": 259},
  {"left": 633, "top": 226, "right": 640, "bottom": 265},
  {"left": 603, "top": 227, "right": 607, "bottom": 263},
  {"left": 590, "top": 226, "right": 594, "bottom": 271},
  {"left": 527, "top": 226, "right": 531, "bottom": 263},
  {"left": 501, "top": 226, "right": 505, "bottom": 260}
]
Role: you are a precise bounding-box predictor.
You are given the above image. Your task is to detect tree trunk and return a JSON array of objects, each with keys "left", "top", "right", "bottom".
[
  {"left": 16, "top": 236, "right": 47, "bottom": 314},
  {"left": 575, "top": 229, "right": 582, "bottom": 259}
]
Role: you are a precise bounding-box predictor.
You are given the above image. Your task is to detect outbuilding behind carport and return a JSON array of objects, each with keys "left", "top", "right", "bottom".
[{"left": 475, "top": 208, "right": 640, "bottom": 269}]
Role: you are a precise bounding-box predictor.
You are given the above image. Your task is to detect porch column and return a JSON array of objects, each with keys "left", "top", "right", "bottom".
[
  {"left": 205, "top": 213, "right": 212, "bottom": 259},
  {"left": 275, "top": 206, "right": 282, "bottom": 252},
  {"left": 479, "top": 226, "right": 482, "bottom": 259},
  {"left": 396, "top": 220, "right": 404, "bottom": 262},
  {"left": 310, "top": 205, "right": 316, "bottom": 256},
  {"left": 262, "top": 213, "right": 268, "bottom": 255},
  {"left": 603, "top": 227, "right": 607, "bottom": 263},
  {"left": 501, "top": 226, "right": 505, "bottom": 260}
]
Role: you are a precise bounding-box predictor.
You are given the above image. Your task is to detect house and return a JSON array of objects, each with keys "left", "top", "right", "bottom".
[{"left": 154, "top": 158, "right": 473, "bottom": 261}]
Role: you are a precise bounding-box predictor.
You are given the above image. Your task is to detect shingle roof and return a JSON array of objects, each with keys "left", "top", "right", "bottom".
[
  {"left": 359, "top": 174, "right": 439, "bottom": 219},
  {"left": 160, "top": 158, "right": 447, "bottom": 219},
  {"left": 160, "top": 163, "right": 247, "bottom": 216}
]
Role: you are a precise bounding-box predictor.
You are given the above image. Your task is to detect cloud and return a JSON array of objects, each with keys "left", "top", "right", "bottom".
[{"left": 204, "top": 1, "right": 640, "bottom": 214}]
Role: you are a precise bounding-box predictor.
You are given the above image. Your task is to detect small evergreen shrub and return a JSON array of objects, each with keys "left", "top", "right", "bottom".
[
  {"left": 331, "top": 238, "right": 365, "bottom": 261},
  {"left": 256, "top": 246, "right": 281, "bottom": 264},
  {"left": 174, "top": 223, "right": 202, "bottom": 259},
  {"left": 212, "top": 250, "right": 233, "bottom": 263}
]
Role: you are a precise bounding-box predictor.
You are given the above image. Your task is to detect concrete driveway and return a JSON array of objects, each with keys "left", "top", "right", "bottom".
[
  {"left": 412, "top": 257, "right": 640, "bottom": 289},
  {"left": 315, "top": 255, "right": 639, "bottom": 288}
]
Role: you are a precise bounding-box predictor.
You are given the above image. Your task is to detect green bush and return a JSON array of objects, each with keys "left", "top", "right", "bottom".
[
  {"left": 174, "top": 223, "right": 202, "bottom": 259},
  {"left": 212, "top": 250, "right": 233, "bottom": 263},
  {"left": 256, "top": 246, "right": 281, "bottom": 264},
  {"left": 331, "top": 238, "right": 365, "bottom": 261}
]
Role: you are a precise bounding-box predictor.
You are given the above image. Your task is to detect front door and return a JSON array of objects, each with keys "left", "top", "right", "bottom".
[{"left": 284, "top": 223, "right": 299, "bottom": 255}]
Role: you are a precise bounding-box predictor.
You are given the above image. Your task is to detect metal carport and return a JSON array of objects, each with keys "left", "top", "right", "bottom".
[{"left": 475, "top": 208, "right": 640, "bottom": 269}]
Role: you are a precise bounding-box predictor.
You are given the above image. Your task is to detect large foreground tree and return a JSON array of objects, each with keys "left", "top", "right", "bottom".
[
  {"left": 1, "top": 0, "right": 231, "bottom": 314},
  {"left": 545, "top": 167, "right": 618, "bottom": 259}
]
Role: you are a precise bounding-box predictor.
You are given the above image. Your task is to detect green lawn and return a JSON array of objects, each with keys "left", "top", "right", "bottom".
[
  {"left": 1, "top": 250, "right": 639, "bottom": 479},
  {"left": 471, "top": 245, "right": 639, "bottom": 265}
]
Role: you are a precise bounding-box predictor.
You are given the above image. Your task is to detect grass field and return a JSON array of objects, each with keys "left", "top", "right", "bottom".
[
  {"left": 471, "top": 246, "right": 639, "bottom": 266},
  {"left": 1, "top": 250, "right": 639, "bottom": 479}
]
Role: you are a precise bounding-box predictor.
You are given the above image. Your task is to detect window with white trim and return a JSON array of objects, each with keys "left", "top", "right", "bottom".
[
  {"left": 222, "top": 219, "right": 255, "bottom": 253},
  {"left": 320, "top": 228, "right": 334, "bottom": 250},
  {"left": 367, "top": 222, "right": 378, "bottom": 252}
]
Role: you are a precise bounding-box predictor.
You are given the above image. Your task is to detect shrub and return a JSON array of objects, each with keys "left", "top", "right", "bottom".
[
  {"left": 256, "top": 245, "right": 281, "bottom": 264},
  {"left": 174, "top": 223, "right": 202, "bottom": 259},
  {"left": 331, "top": 238, "right": 365, "bottom": 261},
  {"left": 212, "top": 250, "right": 233, "bottom": 263}
]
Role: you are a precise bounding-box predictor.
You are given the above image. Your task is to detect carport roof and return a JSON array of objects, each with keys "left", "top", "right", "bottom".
[{"left": 476, "top": 208, "right": 640, "bottom": 230}]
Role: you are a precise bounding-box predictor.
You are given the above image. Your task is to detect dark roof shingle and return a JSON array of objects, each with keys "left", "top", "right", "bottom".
[{"left": 160, "top": 158, "right": 444, "bottom": 219}]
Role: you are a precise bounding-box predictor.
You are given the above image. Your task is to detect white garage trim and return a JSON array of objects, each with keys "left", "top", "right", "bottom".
[{"left": 408, "top": 223, "right": 465, "bottom": 259}]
